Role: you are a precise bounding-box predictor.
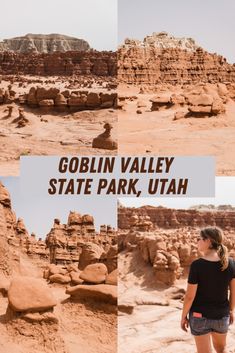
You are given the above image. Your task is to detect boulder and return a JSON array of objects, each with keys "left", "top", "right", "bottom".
[
  {"left": 70, "top": 271, "right": 84, "bottom": 285},
  {"left": 80, "top": 263, "right": 108, "bottom": 284},
  {"left": 8, "top": 276, "right": 57, "bottom": 312},
  {"left": 105, "top": 269, "right": 117, "bottom": 285},
  {"left": 66, "top": 284, "right": 117, "bottom": 304},
  {"left": 211, "top": 99, "right": 225, "bottom": 115},
  {"left": 187, "top": 94, "right": 213, "bottom": 106},
  {"left": 36, "top": 87, "right": 60, "bottom": 101},
  {"left": 49, "top": 274, "right": 71, "bottom": 284},
  {"left": 100, "top": 93, "right": 116, "bottom": 108},
  {"left": 38, "top": 99, "right": 54, "bottom": 111},
  {"left": 54, "top": 93, "right": 67, "bottom": 111},
  {"left": 188, "top": 105, "right": 211, "bottom": 114},
  {"left": 86, "top": 92, "right": 100, "bottom": 109},
  {"left": 68, "top": 94, "right": 87, "bottom": 111},
  {"left": 79, "top": 242, "right": 104, "bottom": 270}
]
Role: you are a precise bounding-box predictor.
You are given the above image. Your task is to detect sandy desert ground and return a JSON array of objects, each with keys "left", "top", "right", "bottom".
[
  {"left": 0, "top": 76, "right": 117, "bottom": 176},
  {"left": 118, "top": 250, "right": 235, "bottom": 353},
  {"left": 118, "top": 85, "right": 235, "bottom": 176}
]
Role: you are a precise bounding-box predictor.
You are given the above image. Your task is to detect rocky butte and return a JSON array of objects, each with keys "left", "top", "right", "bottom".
[
  {"left": 0, "top": 33, "right": 116, "bottom": 76},
  {"left": 118, "top": 31, "right": 235, "bottom": 85},
  {"left": 0, "top": 33, "right": 90, "bottom": 53}
]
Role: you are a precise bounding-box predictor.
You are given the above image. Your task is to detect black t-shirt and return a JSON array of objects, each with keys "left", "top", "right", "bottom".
[{"left": 188, "top": 257, "right": 235, "bottom": 319}]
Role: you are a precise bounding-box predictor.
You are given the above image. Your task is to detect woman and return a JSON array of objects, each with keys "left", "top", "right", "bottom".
[{"left": 181, "top": 227, "right": 235, "bottom": 353}]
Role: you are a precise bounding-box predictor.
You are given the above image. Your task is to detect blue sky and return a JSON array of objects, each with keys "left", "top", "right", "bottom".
[
  {"left": 0, "top": 177, "right": 117, "bottom": 239},
  {"left": 118, "top": 0, "right": 235, "bottom": 63}
]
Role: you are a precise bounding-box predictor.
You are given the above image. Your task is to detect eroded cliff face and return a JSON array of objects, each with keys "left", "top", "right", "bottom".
[
  {"left": 45, "top": 211, "right": 117, "bottom": 270},
  {"left": 0, "top": 34, "right": 90, "bottom": 53},
  {"left": 118, "top": 205, "right": 235, "bottom": 230},
  {"left": 118, "top": 32, "right": 235, "bottom": 85},
  {"left": 0, "top": 51, "right": 117, "bottom": 76},
  {"left": 0, "top": 182, "right": 18, "bottom": 275}
]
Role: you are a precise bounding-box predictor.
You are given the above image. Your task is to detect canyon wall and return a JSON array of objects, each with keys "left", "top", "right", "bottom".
[
  {"left": 118, "top": 205, "right": 235, "bottom": 230},
  {"left": 118, "top": 32, "right": 235, "bottom": 85},
  {"left": 0, "top": 51, "right": 117, "bottom": 76}
]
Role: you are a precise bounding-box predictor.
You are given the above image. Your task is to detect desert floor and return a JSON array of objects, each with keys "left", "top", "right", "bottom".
[
  {"left": 118, "top": 250, "right": 235, "bottom": 353},
  {"left": 0, "top": 253, "right": 117, "bottom": 353},
  {"left": 118, "top": 85, "right": 235, "bottom": 176},
  {"left": 0, "top": 77, "right": 117, "bottom": 176}
]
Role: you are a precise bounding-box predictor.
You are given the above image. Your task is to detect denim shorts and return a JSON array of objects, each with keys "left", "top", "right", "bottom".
[{"left": 189, "top": 313, "right": 230, "bottom": 336}]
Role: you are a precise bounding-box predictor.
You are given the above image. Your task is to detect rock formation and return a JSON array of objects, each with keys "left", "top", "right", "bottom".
[
  {"left": 118, "top": 205, "right": 235, "bottom": 285},
  {"left": 118, "top": 32, "right": 235, "bottom": 85},
  {"left": 0, "top": 84, "right": 117, "bottom": 112},
  {"left": 0, "top": 182, "right": 117, "bottom": 353},
  {"left": 118, "top": 205, "right": 235, "bottom": 230},
  {"left": 45, "top": 211, "right": 117, "bottom": 265},
  {"left": 0, "top": 33, "right": 90, "bottom": 53},
  {"left": 92, "top": 122, "right": 118, "bottom": 150},
  {"left": 0, "top": 50, "right": 117, "bottom": 76}
]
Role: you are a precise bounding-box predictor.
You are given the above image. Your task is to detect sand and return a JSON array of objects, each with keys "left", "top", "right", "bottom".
[
  {"left": 118, "top": 250, "right": 235, "bottom": 353},
  {"left": 118, "top": 85, "right": 235, "bottom": 176},
  {"left": 0, "top": 76, "right": 117, "bottom": 176}
]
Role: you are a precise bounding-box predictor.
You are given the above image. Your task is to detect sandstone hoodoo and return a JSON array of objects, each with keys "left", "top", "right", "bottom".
[
  {"left": 118, "top": 202, "right": 235, "bottom": 353},
  {"left": 118, "top": 32, "right": 235, "bottom": 85},
  {"left": 0, "top": 182, "right": 118, "bottom": 353},
  {"left": 118, "top": 204, "right": 235, "bottom": 285},
  {"left": 92, "top": 122, "right": 118, "bottom": 150},
  {"left": 118, "top": 32, "right": 235, "bottom": 175}
]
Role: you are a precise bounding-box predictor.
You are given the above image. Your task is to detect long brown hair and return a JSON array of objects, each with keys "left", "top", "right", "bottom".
[{"left": 200, "top": 227, "right": 228, "bottom": 271}]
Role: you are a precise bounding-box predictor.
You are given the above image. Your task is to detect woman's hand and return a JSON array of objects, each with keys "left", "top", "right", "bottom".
[
  {"left": 181, "top": 316, "right": 189, "bottom": 332},
  {"left": 229, "top": 311, "right": 234, "bottom": 325}
]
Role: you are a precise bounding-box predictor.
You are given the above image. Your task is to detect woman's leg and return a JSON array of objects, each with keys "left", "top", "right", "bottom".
[
  {"left": 194, "top": 333, "right": 212, "bottom": 353},
  {"left": 211, "top": 332, "right": 227, "bottom": 353}
]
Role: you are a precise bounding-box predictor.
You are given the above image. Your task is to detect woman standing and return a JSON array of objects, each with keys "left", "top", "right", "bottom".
[{"left": 181, "top": 227, "right": 235, "bottom": 353}]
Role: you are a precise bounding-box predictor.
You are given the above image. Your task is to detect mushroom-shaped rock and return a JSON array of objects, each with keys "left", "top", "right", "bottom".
[
  {"left": 8, "top": 276, "right": 57, "bottom": 312},
  {"left": 92, "top": 122, "right": 117, "bottom": 150},
  {"left": 80, "top": 263, "right": 108, "bottom": 284},
  {"left": 66, "top": 284, "right": 117, "bottom": 304}
]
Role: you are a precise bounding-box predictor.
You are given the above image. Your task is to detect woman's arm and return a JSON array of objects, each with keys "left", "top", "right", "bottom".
[
  {"left": 181, "top": 283, "right": 198, "bottom": 332},
  {"left": 229, "top": 279, "right": 235, "bottom": 324}
]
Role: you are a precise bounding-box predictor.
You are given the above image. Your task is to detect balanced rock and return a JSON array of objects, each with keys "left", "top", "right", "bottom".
[
  {"left": 80, "top": 263, "right": 108, "bottom": 284},
  {"left": 150, "top": 94, "right": 172, "bottom": 111},
  {"left": 8, "top": 276, "right": 57, "bottom": 312},
  {"left": 92, "top": 122, "right": 117, "bottom": 150},
  {"left": 66, "top": 284, "right": 117, "bottom": 304}
]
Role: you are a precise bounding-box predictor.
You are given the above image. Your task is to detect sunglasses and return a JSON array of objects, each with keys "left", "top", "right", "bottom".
[{"left": 197, "top": 237, "right": 208, "bottom": 242}]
